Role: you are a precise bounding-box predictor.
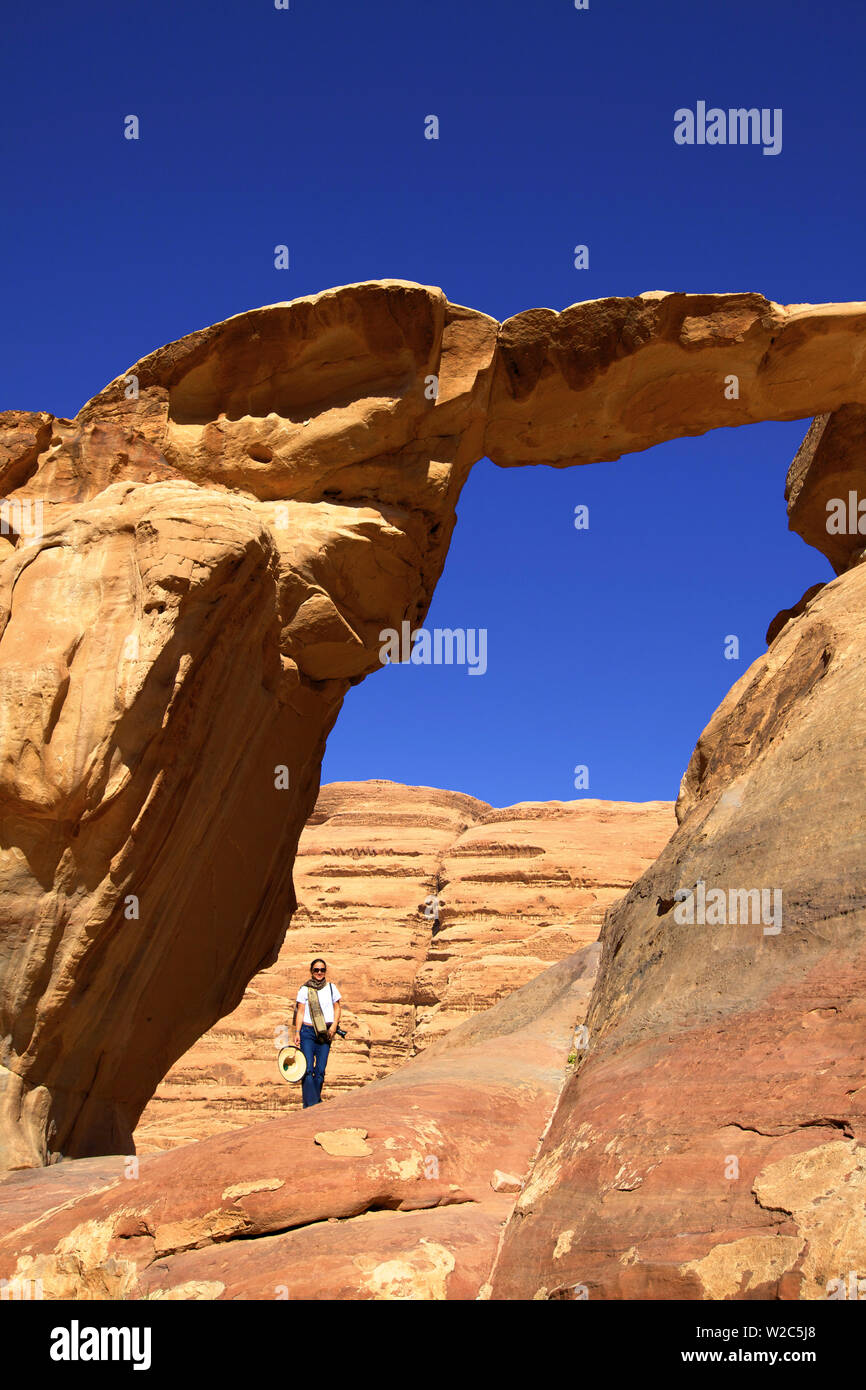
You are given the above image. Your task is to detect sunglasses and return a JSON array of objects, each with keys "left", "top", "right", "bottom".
[{"left": 312, "top": 967, "right": 326, "bottom": 974}]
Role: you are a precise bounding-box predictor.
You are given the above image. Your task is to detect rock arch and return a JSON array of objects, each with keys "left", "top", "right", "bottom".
[{"left": 1, "top": 279, "right": 864, "bottom": 1171}]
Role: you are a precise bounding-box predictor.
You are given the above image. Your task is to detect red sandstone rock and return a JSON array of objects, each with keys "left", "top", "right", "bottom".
[
  {"left": 135, "top": 783, "right": 672, "bottom": 1151},
  {"left": 489, "top": 562, "right": 866, "bottom": 1300},
  {"left": 0, "top": 950, "right": 596, "bottom": 1300},
  {"left": 0, "top": 284, "right": 497, "bottom": 1173},
  {"left": 3, "top": 280, "right": 866, "bottom": 1177}
]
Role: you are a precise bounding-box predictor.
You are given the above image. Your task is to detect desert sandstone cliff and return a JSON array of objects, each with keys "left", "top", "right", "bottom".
[
  {"left": 134, "top": 781, "right": 673, "bottom": 1151},
  {"left": 1, "top": 278, "right": 865, "bottom": 1302},
  {"left": 0, "top": 949, "right": 600, "bottom": 1300},
  {"left": 488, "top": 558, "right": 866, "bottom": 1299}
]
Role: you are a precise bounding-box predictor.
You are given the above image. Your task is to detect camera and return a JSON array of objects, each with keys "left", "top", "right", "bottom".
[{"left": 335, "top": 1026, "right": 347, "bottom": 1038}]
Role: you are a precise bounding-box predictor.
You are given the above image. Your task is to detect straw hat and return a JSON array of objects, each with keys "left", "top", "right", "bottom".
[{"left": 277, "top": 1045, "right": 306, "bottom": 1084}]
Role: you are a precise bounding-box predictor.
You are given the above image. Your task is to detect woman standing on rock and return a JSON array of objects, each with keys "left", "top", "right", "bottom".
[{"left": 293, "top": 959, "right": 342, "bottom": 1108}]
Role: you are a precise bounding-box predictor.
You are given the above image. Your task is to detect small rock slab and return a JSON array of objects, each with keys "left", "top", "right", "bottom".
[{"left": 314, "top": 1127, "right": 372, "bottom": 1157}]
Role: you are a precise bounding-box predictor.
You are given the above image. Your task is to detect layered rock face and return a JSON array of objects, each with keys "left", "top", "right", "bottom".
[
  {"left": 0, "top": 949, "right": 599, "bottom": 1300},
  {"left": 485, "top": 292, "right": 866, "bottom": 468},
  {"left": 3, "top": 279, "right": 866, "bottom": 1177},
  {"left": 134, "top": 781, "right": 672, "bottom": 1151},
  {"left": 0, "top": 285, "right": 498, "bottom": 1172},
  {"left": 489, "top": 554, "right": 866, "bottom": 1300}
]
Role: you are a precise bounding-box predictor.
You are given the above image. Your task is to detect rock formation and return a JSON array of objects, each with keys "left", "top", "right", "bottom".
[
  {"left": 0, "top": 949, "right": 599, "bottom": 1300},
  {"left": 488, "top": 548, "right": 866, "bottom": 1299},
  {"left": 0, "top": 284, "right": 497, "bottom": 1173},
  {"left": 134, "top": 781, "right": 673, "bottom": 1151},
  {"left": 486, "top": 292, "right": 866, "bottom": 467},
  {"left": 2, "top": 278, "right": 866, "bottom": 1191},
  {"left": 786, "top": 404, "right": 866, "bottom": 575}
]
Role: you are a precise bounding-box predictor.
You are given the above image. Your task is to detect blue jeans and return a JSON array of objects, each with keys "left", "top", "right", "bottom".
[{"left": 299, "top": 1024, "right": 331, "bottom": 1107}]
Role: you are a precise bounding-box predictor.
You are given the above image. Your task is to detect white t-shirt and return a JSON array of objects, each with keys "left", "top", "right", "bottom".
[{"left": 297, "top": 983, "right": 341, "bottom": 1026}]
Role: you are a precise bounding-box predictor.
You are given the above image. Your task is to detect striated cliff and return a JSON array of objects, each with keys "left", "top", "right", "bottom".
[{"left": 134, "top": 780, "right": 673, "bottom": 1150}]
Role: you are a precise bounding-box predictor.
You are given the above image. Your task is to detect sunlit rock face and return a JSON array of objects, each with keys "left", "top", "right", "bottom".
[
  {"left": 0, "top": 283, "right": 498, "bottom": 1171},
  {"left": 134, "top": 781, "right": 673, "bottom": 1152},
  {"left": 2, "top": 278, "right": 866, "bottom": 1176},
  {"left": 490, "top": 560, "right": 866, "bottom": 1300},
  {"left": 785, "top": 404, "right": 866, "bottom": 576},
  {"left": 0, "top": 950, "right": 600, "bottom": 1300}
]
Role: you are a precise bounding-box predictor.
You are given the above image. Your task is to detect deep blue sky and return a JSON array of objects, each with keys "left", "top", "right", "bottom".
[{"left": 3, "top": 0, "right": 860, "bottom": 806}]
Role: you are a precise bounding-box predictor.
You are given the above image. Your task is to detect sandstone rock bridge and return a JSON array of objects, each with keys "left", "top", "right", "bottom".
[{"left": 1, "top": 280, "right": 863, "bottom": 1182}]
